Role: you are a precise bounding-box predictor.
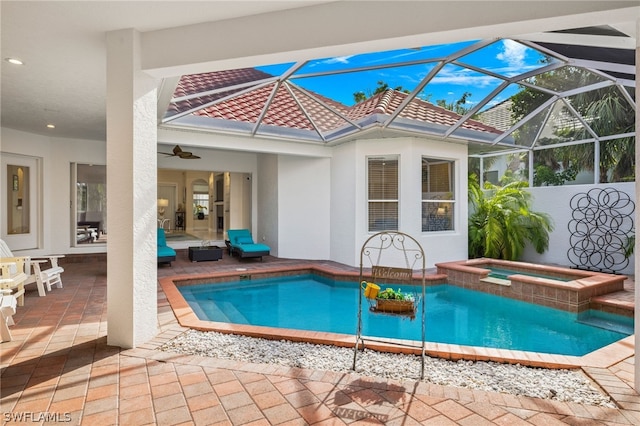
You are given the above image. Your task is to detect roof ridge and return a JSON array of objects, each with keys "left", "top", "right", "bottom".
[{"left": 371, "top": 90, "right": 396, "bottom": 114}]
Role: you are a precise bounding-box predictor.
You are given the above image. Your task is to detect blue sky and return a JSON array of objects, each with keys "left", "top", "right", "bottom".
[{"left": 258, "top": 39, "right": 548, "bottom": 111}]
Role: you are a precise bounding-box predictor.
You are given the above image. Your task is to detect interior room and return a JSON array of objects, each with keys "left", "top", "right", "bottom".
[{"left": 157, "top": 168, "right": 251, "bottom": 244}]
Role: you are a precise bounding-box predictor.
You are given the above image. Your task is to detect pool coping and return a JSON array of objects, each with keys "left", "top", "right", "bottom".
[
  {"left": 159, "top": 263, "right": 634, "bottom": 371},
  {"left": 436, "top": 258, "right": 629, "bottom": 315}
]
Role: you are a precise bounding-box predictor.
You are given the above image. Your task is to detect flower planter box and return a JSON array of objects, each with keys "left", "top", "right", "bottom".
[{"left": 374, "top": 298, "right": 415, "bottom": 313}]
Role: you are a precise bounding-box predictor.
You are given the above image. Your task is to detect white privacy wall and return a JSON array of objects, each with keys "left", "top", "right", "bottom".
[
  {"left": 276, "top": 154, "right": 331, "bottom": 260},
  {"left": 523, "top": 183, "right": 636, "bottom": 275}
]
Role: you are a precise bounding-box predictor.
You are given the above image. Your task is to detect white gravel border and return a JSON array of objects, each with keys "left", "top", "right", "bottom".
[{"left": 159, "top": 329, "right": 615, "bottom": 407}]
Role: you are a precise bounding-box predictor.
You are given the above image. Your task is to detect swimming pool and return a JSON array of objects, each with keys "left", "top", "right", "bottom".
[{"left": 178, "top": 273, "right": 632, "bottom": 357}]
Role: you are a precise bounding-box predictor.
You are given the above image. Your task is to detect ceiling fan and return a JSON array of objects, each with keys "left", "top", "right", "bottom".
[{"left": 158, "top": 145, "right": 200, "bottom": 159}]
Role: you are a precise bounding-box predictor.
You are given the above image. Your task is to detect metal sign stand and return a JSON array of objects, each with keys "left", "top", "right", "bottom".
[{"left": 352, "top": 231, "right": 427, "bottom": 379}]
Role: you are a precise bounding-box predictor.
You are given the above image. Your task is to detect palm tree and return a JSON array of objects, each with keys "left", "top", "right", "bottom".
[
  {"left": 468, "top": 176, "right": 554, "bottom": 260},
  {"left": 512, "top": 71, "right": 635, "bottom": 184}
]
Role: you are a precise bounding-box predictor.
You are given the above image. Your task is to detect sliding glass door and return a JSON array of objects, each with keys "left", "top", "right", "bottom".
[{"left": 71, "top": 163, "right": 106, "bottom": 245}]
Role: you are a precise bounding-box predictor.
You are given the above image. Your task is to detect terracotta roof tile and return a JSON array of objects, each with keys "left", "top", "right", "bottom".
[{"left": 168, "top": 68, "right": 502, "bottom": 136}]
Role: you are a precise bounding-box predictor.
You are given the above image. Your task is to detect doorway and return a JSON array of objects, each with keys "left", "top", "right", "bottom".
[
  {"left": 158, "top": 169, "right": 251, "bottom": 243},
  {"left": 158, "top": 183, "right": 177, "bottom": 231}
]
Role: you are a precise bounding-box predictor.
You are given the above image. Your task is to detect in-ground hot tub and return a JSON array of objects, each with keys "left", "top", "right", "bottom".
[{"left": 435, "top": 258, "right": 627, "bottom": 313}]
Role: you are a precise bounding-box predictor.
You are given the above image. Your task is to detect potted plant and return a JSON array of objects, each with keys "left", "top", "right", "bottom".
[
  {"left": 195, "top": 204, "right": 207, "bottom": 220},
  {"left": 374, "top": 287, "right": 415, "bottom": 313}
]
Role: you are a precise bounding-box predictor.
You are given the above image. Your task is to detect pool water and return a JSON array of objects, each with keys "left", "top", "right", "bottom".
[
  {"left": 486, "top": 267, "right": 572, "bottom": 282},
  {"left": 179, "top": 274, "right": 632, "bottom": 356}
]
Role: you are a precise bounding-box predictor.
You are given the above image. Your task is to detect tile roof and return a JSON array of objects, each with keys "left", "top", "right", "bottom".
[
  {"left": 166, "top": 68, "right": 503, "bottom": 137},
  {"left": 346, "top": 90, "right": 502, "bottom": 134}
]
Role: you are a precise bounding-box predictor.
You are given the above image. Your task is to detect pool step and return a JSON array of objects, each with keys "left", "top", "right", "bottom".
[
  {"left": 577, "top": 312, "right": 633, "bottom": 335},
  {"left": 480, "top": 277, "right": 511, "bottom": 286},
  {"left": 218, "top": 301, "right": 249, "bottom": 324}
]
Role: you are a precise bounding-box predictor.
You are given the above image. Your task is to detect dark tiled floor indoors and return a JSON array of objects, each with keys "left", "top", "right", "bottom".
[{"left": 1, "top": 250, "right": 639, "bottom": 425}]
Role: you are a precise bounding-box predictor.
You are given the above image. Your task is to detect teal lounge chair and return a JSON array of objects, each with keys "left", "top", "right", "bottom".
[
  {"left": 227, "top": 229, "right": 270, "bottom": 261},
  {"left": 157, "top": 228, "right": 177, "bottom": 266}
]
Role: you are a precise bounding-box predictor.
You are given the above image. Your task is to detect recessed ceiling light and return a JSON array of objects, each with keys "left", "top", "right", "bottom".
[
  {"left": 46, "top": 124, "right": 55, "bottom": 129},
  {"left": 5, "top": 58, "right": 23, "bottom": 65}
]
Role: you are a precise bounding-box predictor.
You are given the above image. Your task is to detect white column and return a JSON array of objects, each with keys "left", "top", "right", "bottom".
[
  {"left": 635, "top": 17, "right": 639, "bottom": 391},
  {"left": 106, "top": 29, "right": 158, "bottom": 348}
]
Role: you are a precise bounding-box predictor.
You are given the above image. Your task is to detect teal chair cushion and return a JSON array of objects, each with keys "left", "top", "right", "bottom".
[
  {"left": 227, "top": 229, "right": 270, "bottom": 259},
  {"left": 157, "top": 228, "right": 176, "bottom": 264}
]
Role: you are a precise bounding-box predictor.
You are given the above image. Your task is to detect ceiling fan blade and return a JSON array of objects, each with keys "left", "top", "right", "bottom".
[
  {"left": 159, "top": 145, "right": 199, "bottom": 158},
  {"left": 178, "top": 152, "right": 200, "bottom": 159}
]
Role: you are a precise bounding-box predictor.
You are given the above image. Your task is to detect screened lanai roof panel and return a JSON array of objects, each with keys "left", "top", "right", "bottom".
[
  {"left": 420, "top": 63, "right": 508, "bottom": 101},
  {"left": 538, "top": 41, "right": 635, "bottom": 67},
  {"left": 290, "top": 40, "right": 477, "bottom": 77},
  {"left": 286, "top": 84, "right": 353, "bottom": 133},
  {"left": 259, "top": 84, "right": 316, "bottom": 130},
  {"left": 455, "top": 39, "right": 552, "bottom": 79},
  {"left": 537, "top": 41, "right": 636, "bottom": 81},
  {"left": 173, "top": 68, "right": 275, "bottom": 97},
  {"left": 566, "top": 85, "right": 636, "bottom": 139},
  {"left": 289, "top": 62, "right": 439, "bottom": 107},
  {"left": 194, "top": 83, "right": 274, "bottom": 124},
  {"left": 504, "top": 103, "right": 554, "bottom": 148},
  {"left": 169, "top": 70, "right": 504, "bottom": 138},
  {"left": 166, "top": 87, "right": 249, "bottom": 118},
  {"left": 624, "top": 85, "right": 636, "bottom": 101},
  {"left": 348, "top": 90, "right": 502, "bottom": 134},
  {"left": 166, "top": 68, "right": 277, "bottom": 119},
  {"left": 523, "top": 66, "right": 608, "bottom": 94},
  {"left": 162, "top": 35, "right": 634, "bottom": 149},
  {"left": 536, "top": 100, "right": 586, "bottom": 145}
]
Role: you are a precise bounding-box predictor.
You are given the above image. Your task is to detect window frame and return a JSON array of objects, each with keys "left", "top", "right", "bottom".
[
  {"left": 421, "top": 156, "right": 455, "bottom": 232},
  {"left": 367, "top": 155, "right": 399, "bottom": 232}
]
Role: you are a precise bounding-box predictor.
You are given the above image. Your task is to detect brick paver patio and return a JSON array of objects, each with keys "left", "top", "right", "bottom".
[{"left": 1, "top": 250, "right": 639, "bottom": 425}]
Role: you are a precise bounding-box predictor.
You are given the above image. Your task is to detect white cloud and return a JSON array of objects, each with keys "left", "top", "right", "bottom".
[
  {"left": 497, "top": 40, "right": 527, "bottom": 68},
  {"left": 313, "top": 56, "right": 353, "bottom": 66},
  {"left": 430, "top": 68, "right": 496, "bottom": 88}
]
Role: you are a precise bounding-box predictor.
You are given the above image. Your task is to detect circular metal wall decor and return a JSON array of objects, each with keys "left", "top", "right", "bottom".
[{"left": 567, "top": 187, "right": 634, "bottom": 273}]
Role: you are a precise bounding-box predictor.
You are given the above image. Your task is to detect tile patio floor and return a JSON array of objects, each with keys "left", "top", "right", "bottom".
[{"left": 1, "top": 250, "right": 639, "bottom": 425}]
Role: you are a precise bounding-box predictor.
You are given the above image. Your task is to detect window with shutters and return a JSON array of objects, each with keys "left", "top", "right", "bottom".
[
  {"left": 422, "top": 157, "right": 455, "bottom": 232},
  {"left": 368, "top": 156, "right": 398, "bottom": 231}
]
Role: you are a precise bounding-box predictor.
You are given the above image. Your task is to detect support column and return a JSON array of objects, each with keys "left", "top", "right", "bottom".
[
  {"left": 106, "top": 29, "right": 158, "bottom": 348},
  {"left": 635, "top": 17, "right": 639, "bottom": 391}
]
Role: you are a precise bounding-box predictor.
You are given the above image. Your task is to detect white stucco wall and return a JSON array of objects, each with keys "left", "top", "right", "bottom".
[
  {"left": 330, "top": 142, "right": 357, "bottom": 266},
  {"left": 276, "top": 154, "right": 331, "bottom": 260},
  {"left": 1, "top": 127, "right": 106, "bottom": 256},
  {"left": 257, "top": 153, "right": 279, "bottom": 256},
  {"left": 228, "top": 172, "right": 251, "bottom": 230},
  {"left": 333, "top": 136, "right": 469, "bottom": 268},
  {"left": 524, "top": 183, "right": 636, "bottom": 275}
]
